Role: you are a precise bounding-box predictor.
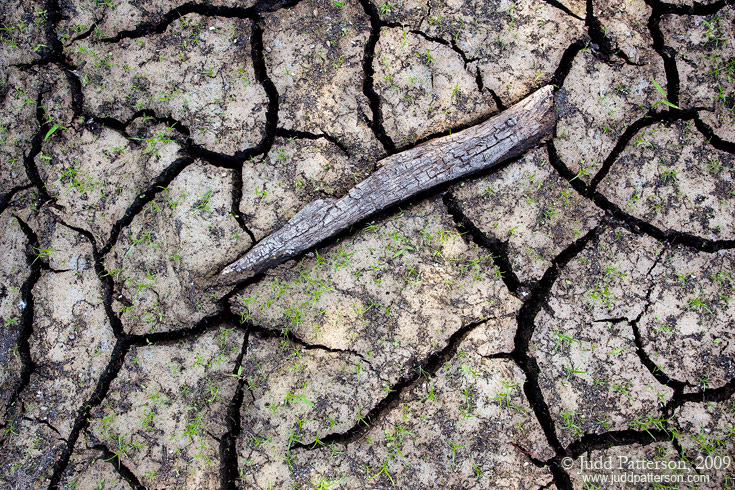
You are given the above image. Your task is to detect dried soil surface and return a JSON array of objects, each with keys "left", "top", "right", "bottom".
[{"left": 1, "top": 0, "right": 734, "bottom": 489}]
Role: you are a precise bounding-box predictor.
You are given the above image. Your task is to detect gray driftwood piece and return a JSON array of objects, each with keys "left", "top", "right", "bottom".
[{"left": 221, "top": 85, "right": 556, "bottom": 278}]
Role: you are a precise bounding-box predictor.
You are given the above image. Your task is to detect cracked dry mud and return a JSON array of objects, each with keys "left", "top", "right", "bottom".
[{"left": 1, "top": 0, "right": 734, "bottom": 489}]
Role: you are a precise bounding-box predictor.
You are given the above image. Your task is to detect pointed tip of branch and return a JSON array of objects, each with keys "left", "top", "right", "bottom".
[{"left": 220, "top": 198, "right": 337, "bottom": 277}]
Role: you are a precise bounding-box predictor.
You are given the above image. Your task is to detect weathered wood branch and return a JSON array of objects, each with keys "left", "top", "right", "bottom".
[{"left": 221, "top": 85, "right": 556, "bottom": 279}]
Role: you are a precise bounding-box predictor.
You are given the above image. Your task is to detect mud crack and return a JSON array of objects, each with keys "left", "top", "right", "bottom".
[{"left": 292, "top": 316, "right": 497, "bottom": 449}]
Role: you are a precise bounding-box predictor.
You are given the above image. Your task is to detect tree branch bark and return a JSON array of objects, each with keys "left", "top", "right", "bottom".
[{"left": 221, "top": 85, "right": 556, "bottom": 280}]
